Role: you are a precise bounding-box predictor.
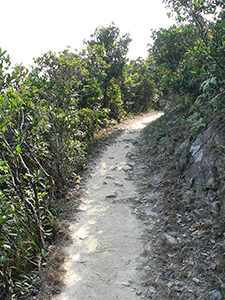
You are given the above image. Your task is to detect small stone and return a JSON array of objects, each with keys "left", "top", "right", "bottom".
[
  {"left": 121, "top": 282, "right": 130, "bottom": 287},
  {"left": 115, "top": 182, "right": 124, "bottom": 187},
  {"left": 148, "top": 286, "right": 157, "bottom": 294},
  {"left": 192, "top": 277, "right": 200, "bottom": 284},
  {"left": 106, "top": 191, "right": 118, "bottom": 198},
  {"left": 123, "top": 165, "right": 133, "bottom": 172},
  {"left": 103, "top": 181, "right": 107, "bottom": 185},
  {"left": 125, "top": 151, "right": 132, "bottom": 158},
  {"left": 211, "top": 262, "right": 217, "bottom": 270},
  {"left": 136, "top": 291, "right": 142, "bottom": 296},
  {"left": 135, "top": 198, "right": 142, "bottom": 202},
  {"left": 145, "top": 209, "right": 157, "bottom": 217},
  {"left": 105, "top": 175, "right": 115, "bottom": 180},
  {"left": 110, "top": 166, "right": 118, "bottom": 171},
  {"left": 128, "top": 162, "right": 136, "bottom": 167},
  {"left": 162, "top": 233, "right": 177, "bottom": 245}
]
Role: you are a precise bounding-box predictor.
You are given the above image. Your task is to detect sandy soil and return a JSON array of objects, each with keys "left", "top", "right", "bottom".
[{"left": 53, "top": 112, "right": 163, "bottom": 300}]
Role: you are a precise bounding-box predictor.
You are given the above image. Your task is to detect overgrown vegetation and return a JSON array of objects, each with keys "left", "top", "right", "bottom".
[
  {"left": 0, "top": 23, "right": 157, "bottom": 299},
  {"left": 150, "top": 0, "right": 225, "bottom": 133}
]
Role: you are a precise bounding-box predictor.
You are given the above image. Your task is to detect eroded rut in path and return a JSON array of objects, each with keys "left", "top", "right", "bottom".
[{"left": 54, "top": 113, "right": 163, "bottom": 300}]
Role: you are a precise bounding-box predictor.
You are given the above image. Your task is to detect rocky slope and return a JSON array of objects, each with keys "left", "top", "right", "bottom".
[{"left": 126, "top": 114, "right": 225, "bottom": 299}]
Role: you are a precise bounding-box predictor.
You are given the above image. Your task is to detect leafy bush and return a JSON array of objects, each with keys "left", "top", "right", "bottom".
[{"left": 149, "top": 0, "right": 225, "bottom": 133}]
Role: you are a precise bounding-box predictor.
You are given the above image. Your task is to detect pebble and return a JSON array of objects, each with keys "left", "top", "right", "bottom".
[
  {"left": 162, "top": 233, "right": 177, "bottom": 245},
  {"left": 136, "top": 291, "right": 142, "bottom": 295},
  {"left": 106, "top": 191, "right": 118, "bottom": 198},
  {"left": 105, "top": 175, "right": 115, "bottom": 180},
  {"left": 126, "top": 151, "right": 132, "bottom": 158},
  {"left": 121, "top": 282, "right": 130, "bottom": 287},
  {"left": 192, "top": 277, "right": 200, "bottom": 284},
  {"left": 143, "top": 196, "right": 153, "bottom": 201},
  {"left": 123, "top": 165, "right": 133, "bottom": 171},
  {"left": 115, "top": 182, "right": 124, "bottom": 187},
  {"left": 144, "top": 209, "right": 157, "bottom": 217},
  {"left": 109, "top": 166, "right": 118, "bottom": 171},
  {"left": 128, "top": 162, "right": 136, "bottom": 167},
  {"left": 148, "top": 286, "right": 157, "bottom": 294},
  {"left": 126, "top": 152, "right": 139, "bottom": 159}
]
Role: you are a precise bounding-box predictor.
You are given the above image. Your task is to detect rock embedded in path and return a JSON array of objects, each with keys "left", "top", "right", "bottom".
[
  {"left": 136, "top": 290, "right": 142, "bottom": 295},
  {"left": 126, "top": 151, "right": 139, "bottom": 159},
  {"left": 148, "top": 286, "right": 157, "bottom": 294},
  {"left": 123, "top": 165, "right": 133, "bottom": 172},
  {"left": 128, "top": 162, "right": 136, "bottom": 167},
  {"left": 109, "top": 166, "right": 118, "bottom": 171},
  {"left": 106, "top": 191, "right": 118, "bottom": 198},
  {"left": 105, "top": 175, "right": 115, "bottom": 180},
  {"left": 115, "top": 182, "right": 124, "bottom": 187},
  {"left": 121, "top": 282, "right": 131, "bottom": 287}
]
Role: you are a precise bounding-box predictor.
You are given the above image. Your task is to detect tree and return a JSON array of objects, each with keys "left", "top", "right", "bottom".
[
  {"left": 83, "top": 23, "right": 131, "bottom": 115},
  {"left": 122, "top": 57, "right": 157, "bottom": 112},
  {"left": 149, "top": 24, "right": 201, "bottom": 99},
  {"left": 150, "top": 25, "right": 197, "bottom": 72},
  {"left": 163, "top": 0, "right": 225, "bottom": 46}
]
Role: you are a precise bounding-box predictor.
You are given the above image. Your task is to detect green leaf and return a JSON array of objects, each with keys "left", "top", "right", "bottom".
[{"left": 15, "top": 144, "right": 21, "bottom": 155}]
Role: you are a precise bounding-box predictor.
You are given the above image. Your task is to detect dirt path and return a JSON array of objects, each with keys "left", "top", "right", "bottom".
[{"left": 54, "top": 112, "right": 163, "bottom": 300}]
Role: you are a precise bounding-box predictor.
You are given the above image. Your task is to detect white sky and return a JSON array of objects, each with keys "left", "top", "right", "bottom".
[{"left": 1, "top": 0, "right": 175, "bottom": 67}]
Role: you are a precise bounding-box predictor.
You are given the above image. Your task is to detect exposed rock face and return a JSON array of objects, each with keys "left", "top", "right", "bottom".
[
  {"left": 175, "top": 124, "right": 225, "bottom": 210},
  {"left": 185, "top": 126, "right": 224, "bottom": 187}
]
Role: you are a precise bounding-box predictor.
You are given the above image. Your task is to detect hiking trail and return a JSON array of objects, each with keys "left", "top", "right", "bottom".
[{"left": 54, "top": 112, "right": 163, "bottom": 300}]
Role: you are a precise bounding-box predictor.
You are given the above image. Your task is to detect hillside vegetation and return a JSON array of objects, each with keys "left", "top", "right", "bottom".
[{"left": 0, "top": 0, "right": 225, "bottom": 298}]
